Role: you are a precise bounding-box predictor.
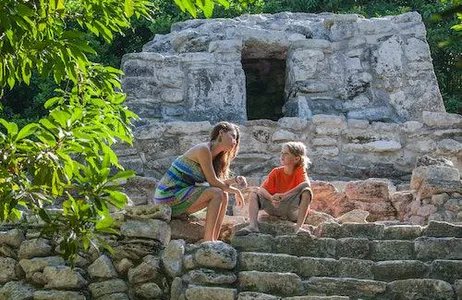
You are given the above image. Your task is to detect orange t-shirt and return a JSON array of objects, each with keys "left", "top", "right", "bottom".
[{"left": 261, "top": 166, "right": 308, "bottom": 195}]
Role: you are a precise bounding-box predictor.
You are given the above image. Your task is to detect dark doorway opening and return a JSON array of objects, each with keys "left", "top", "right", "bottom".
[{"left": 242, "top": 58, "right": 286, "bottom": 121}]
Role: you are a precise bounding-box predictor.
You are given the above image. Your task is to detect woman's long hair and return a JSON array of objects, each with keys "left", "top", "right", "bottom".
[{"left": 210, "top": 121, "right": 240, "bottom": 179}]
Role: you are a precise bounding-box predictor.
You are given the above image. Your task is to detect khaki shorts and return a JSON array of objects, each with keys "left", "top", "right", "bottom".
[{"left": 257, "top": 183, "right": 312, "bottom": 221}]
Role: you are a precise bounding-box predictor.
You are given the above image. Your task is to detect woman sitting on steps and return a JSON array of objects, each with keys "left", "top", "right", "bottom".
[{"left": 153, "top": 121, "right": 247, "bottom": 242}]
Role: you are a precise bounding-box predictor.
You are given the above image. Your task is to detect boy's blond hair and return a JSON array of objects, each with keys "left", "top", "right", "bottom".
[{"left": 283, "top": 141, "right": 311, "bottom": 168}]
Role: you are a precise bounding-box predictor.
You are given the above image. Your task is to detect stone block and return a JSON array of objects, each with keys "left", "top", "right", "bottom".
[
  {"left": 183, "top": 268, "right": 237, "bottom": 285},
  {"left": 0, "top": 257, "right": 18, "bottom": 284},
  {"left": 127, "top": 255, "right": 161, "bottom": 285},
  {"left": 0, "top": 281, "right": 35, "bottom": 300},
  {"left": 239, "top": 252, "right": 299, "bottom": 274},
  {"left": 43, "top": 266, "right": 87, "bottom": 290},
  {"left": 237, "top": 291, "right": 279, "bottom": 300},
  {"left": 386, "top": 279, "right": 454, "bottom": 300},
  {"left": 195, "top": 241, "right": 237, "bottom": 270},
  {"left": 88, "top": 279, "right": 128, "bottom": 298},
  {"left": 422, "top": 111, "right": 462, "bottom": 127},
  {"left": 19, "top": 256, "right": 65, "bottom": 276},
  {"left": 161, "top": 239, "right": 185, "bottom": 278},
  {"left": 0, "top": 229, "right": 25, "bottom": 248},
  {"left": 239, "top": 271, "right": 303, "bottom": 297},
  {"left": 383, "top": 225, "right": 423, "bottom": 240},
  {"left": 185, "top": 286, "right": 237, "bottom": 300},
  {"left": 34, "top": 290, "right": 86, "bottom": 300},
  {"left": 335, "top": 238, "right": 370, "bottom": 259},
  {"left": 88, "top": 255, "right": 117, "bottom": 280},
  {"left": 423, "top": 220, "right": 462, "bottom": 238},
  {"left": 345, "top": 180, "right": 390, "bottom": 203},
  {"left": 429, "top": 260, "right": 462, "bottom": 283},
  {"left": 415, "top": 237, "right": 462, "bottom": 260},
  {"left": 340, "top": 223, "right": 386, "bottom": 239},
  {"left": 298, "top": 257, "right": 339, "bottom": 278},
  {"left": 18, "top": 238, "right": 53, "bottom": 259},
  {"left": 121, "top": 219, "right": 171, "bottom": 245},
  {"left": 338, "top": 257, "right": 374, "bottom": 279},
  {"left": 303, "top": 277, "right": 386, "bottom": 298},
  {"left": 373, "top": 260, "right": 428, "bottom": 281},
  {"left": 230, "top": 234, "right": 275, "bottom": 253},
  {"left": 370, "top": 240, "right": 415, "bottom": 261},
  {"left": 275, "top": 235, "right": 336, "bottom": 258}
]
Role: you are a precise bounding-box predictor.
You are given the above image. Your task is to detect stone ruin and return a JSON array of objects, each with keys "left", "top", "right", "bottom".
[
  {"left": 119, "top": 11, "right": 462, "bottom": 225},
  {"left": 1, "top": 12, "right": 462, "bottom": 300}
]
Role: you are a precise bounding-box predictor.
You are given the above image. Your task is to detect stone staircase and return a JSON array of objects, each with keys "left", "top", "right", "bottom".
[{"left": 229, "top": 220, "right": 462, "bottom": 300}]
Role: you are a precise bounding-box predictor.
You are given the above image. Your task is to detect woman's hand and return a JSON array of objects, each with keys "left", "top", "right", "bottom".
[
  {"left": 236, "top": 176, "right": 247, "bottom": 188},
  {"left": 235, "top": 190, "right": 245, "bottom": 207}
]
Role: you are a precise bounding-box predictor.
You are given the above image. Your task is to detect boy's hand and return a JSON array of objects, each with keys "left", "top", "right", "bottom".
[
  {"left": 272, "top": 193, "right": 284, "bottom": 202},
  {"left": 271, "top": 193, "right": 283, "bottom": 208}
]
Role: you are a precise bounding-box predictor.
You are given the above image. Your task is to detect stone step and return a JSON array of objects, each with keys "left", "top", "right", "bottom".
[
  {"left": 239, "top": 252, "right": 462, "bottom": 283},
  {"left": 237, "top": 292, "right": 350, "bottom": 300},
  {"left": 237, "top": 273, "right": 456, "bottom": 299},
  {"left": 303, "top": 277, "right": 455, "bottom": 300},
  {"left": 315, "top": 221, "right": 462, "bottom": 239},
  {"left": 231, "top": 233, "right": 462, "bottom": 261},
  {"left": 238, "top": 270, "right": 304, "bottom": 297},
  {"left": 233, "top": 221, "right": 462, "bottom": 241}
]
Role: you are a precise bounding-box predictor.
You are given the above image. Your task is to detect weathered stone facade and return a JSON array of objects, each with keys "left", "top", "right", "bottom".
[
  {"left": 117, "top": 11, "right": 462, "bottom": 225},
  {"left": 119, "top": 11, "right": 461, "bottom": 182},
  {"left": 122, "top": 11, "right": 444, "bottom": 124}
]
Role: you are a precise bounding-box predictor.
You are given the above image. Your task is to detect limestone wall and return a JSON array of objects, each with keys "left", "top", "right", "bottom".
[
  {"left": 117, "top": 112, "right": 462, "bottom": 184},
  {"left": 116, "top": 112, "right": 462, "bottom": 225},
  {"left": 121, "top": 12, "right": 444, "bottom": 124}
]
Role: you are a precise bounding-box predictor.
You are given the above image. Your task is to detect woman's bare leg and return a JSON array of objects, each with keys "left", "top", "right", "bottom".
[
  {"left": 212, "top": 192, "right": 229, "bottom": 241},
  {"left": 295, "top": 190, "right": 312, "bottom": 232},
  {"left": 186, "top": 187, "right": 224, "bottom": 241}
]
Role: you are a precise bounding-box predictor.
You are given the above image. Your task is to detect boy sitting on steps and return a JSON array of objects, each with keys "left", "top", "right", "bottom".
[{"left": 236, "top": 141, "right": 313, "bottom": 235}]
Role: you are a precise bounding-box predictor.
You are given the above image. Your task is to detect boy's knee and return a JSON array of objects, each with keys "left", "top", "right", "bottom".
[{"left": 301, "top": 190, "right": 312, "bottom": 203}]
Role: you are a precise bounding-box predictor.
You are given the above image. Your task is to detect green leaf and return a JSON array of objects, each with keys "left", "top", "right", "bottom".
[
  {"left": 56, "top": 0, "right": 65, "bottom": 12},
  {"left": 39, "top": 208, "right": 51, "bottom": 223},
  {"left": 44, "top": 97, "right": 62, "bottom": 109},
  {"left": 95, "top": 214, "right": 114, "bottom": 230},
  {"left": 216, "top": 0, "right": 230, "bottom": 9},
  {"left": 182, "top": 0, "right": 197, "bottom": 17},
  {"left": 124, "top": 0, "right": 134, "bottom": 18},
  {"left": 7, "top": 76, "right": 15, "bottom": 90},
  {"left": 15, "top": 123, "right": 40, "bottom": 141},
  {"left": 202, "top": 0, "right": 214, "bottom": 18},
  {"left": 16, "top": 4, "right": 35, "bottom": 17},
  {"left": 21, "top": 59, "right": 32, "bottom": 85},
  {"left": 0, "top": 119, "right": 19, "bottom": 136},
  {"left": 174, "top": 0, "right": 186, "bottom": 11},
  {"left": 108, "top": 170, "right": 135, "bottom": 183},
  {"left": 107, "top": 191, "right": 128, "bottom": 208}
]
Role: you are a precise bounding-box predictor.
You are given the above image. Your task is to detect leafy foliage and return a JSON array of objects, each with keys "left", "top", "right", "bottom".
[{"left": 0, "top": 0, "right": 151, "bottom": 261}]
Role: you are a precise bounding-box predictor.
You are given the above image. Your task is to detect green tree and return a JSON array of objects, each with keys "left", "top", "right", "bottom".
[{"left": 0, "top": 0, "right": 237, "bottom": 261}]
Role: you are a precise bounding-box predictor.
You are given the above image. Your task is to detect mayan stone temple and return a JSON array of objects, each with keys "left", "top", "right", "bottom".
[{"left": 1, "top": 12, "right": 461, "bottom": 300}]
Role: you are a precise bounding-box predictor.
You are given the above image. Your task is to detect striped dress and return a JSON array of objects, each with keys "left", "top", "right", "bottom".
[{"left": 153, "top": 155, "right": 209, "bottom": 216}]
